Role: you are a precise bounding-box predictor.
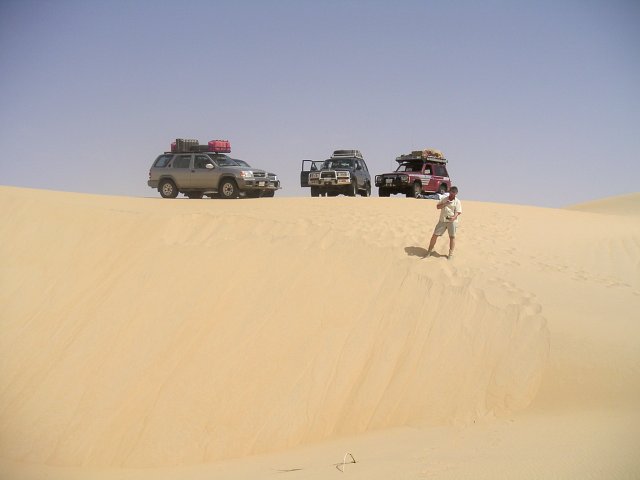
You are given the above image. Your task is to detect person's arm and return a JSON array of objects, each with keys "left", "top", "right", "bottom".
[
  {"left": 437, "top": 198, "right": 450, "bottom": 210},
  {"left": 452, "top": 200, "right": 462, "bottom": 220}
]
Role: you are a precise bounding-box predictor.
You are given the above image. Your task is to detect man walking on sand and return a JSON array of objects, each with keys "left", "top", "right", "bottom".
[{"left": 425, "top": 186, "right": 462, "bottom": 259}]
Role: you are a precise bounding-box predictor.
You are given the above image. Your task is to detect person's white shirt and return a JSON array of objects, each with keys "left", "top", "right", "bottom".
[{"left": 437, "top": 194, "right": 462, "bottom": 223}]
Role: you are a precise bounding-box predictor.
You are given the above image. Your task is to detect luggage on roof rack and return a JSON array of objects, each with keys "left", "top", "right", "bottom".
[
  {"left": 396, "top": 147, "right": 447, "bottom": 163},
  {"left": 173, "top": 138, "right": 199, "bottom": 153},
  {"left": 190, "top": 145, "right": 213, "bottom": 153},
  {"left": 170, "top": 138, "right": 231, "bottom": 153},
  {"left": 208, "top": 140, "right": 231, "bottom": 153},
  {"left": 332, "top": 149, "right": 363, "bottom": 159}
]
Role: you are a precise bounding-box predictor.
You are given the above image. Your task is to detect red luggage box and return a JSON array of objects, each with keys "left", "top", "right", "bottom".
[{"left": 208, "top": 140, "right": 231, "bottom": 153}]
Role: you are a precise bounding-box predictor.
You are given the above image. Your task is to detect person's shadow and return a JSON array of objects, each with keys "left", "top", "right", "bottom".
[{"left": 404, "top": 246, "right": 446, "bottom": 259}]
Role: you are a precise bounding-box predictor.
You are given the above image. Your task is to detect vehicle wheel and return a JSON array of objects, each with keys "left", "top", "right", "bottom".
[
  {"left": 311, "top": 187, "right": 320, "bottom": 197},
  {"left": 245, "top": 191, "right": 260, "bottom": 198},
  {"left": 263, "top": 190, "right": 275, "bottom": 197},
  {"left": 439, "top": 184, "right": 448, "bottom": 195},
  {"left": 379, "top": 188, "right": 390, "bottom": 197},
  {"left": 159, "top": 179, "right": 178, "bottom": 198},
  {"left": 219, "top": 179, "right": 239, "bottom": 199},
  {"left": 186, "top": 192, "right": 203, "bottom": 199},
  {"left": 362, "top": 182, "right": 371, "bottom": 197},
  {"left": 349, "top": 181, "right": 358, "bottom": 197},
  {"left": 407, "top": 182, "right": 422, "bottom": 198}
]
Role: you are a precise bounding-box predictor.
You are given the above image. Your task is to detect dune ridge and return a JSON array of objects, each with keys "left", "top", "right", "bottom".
[
  {"left": 0, "top": 187, "right": 551, "bottom": 468},
  {"left": 567, "top": 192, "right": 640, "bottom": 216}
]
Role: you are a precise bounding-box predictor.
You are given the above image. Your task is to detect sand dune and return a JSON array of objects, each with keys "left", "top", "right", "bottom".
[
  {"left": 1, "top": 186, "right": 639, "bottom": 478},
  {"left": 567, "top": 192, "right": 640, "bottom": 216}
]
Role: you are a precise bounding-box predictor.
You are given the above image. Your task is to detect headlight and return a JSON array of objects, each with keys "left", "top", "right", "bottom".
[
  {"left": 240, "top": 170, "right": 254, "bottom": 178},
  {"left": 337, "top": 171, "right": 350, "bottom": 178},
  {"left": 310, "top": 172, "right": 320, "bottom": 179}
]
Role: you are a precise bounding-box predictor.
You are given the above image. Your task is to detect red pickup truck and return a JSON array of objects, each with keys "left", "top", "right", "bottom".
[{"left": 375, "top": 151, "right": 452, "bottom": 198}]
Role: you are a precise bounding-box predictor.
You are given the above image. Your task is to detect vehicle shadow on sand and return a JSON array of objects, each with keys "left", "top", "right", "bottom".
[{"left": 404, "top": 246, "right": 446, "bottom": 259}]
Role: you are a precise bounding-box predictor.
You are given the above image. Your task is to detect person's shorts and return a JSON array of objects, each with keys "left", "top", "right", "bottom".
[{"left": 433, "top": 220, "right": 457, "bottom": 237}]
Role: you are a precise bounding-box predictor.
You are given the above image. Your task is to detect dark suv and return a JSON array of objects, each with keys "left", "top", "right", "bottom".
[
  {"left": 375, "top": 151, "right": 451, "bottom": 197},
  {"left": 300, "top": 150, "right": 372, "bottom": 197}
]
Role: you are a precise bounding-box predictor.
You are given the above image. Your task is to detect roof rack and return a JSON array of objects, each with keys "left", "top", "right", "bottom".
[
  {"left": 331, "top": 149, "right": 363, "bottom": 160},
  {"left": 396, "top": 149, "right": 447, "bottom": 164}
]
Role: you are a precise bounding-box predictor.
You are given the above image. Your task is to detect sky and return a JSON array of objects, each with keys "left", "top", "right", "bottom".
[{"left": 1, "top": 0, "right": 638, "bottom": 207}]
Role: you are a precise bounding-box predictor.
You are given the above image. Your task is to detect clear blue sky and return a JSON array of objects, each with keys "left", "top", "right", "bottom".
[{"left": 1, "top": 0, "right": 638, "bottom": 206}]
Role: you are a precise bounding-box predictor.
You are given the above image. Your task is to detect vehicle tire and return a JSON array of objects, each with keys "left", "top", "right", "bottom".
[
  {"left": 219, "top": 179, "right": 239, "bottom": 199},
  {"left": 379, "top": 188, "right": 390, "bottom": 197},
  {"left": 159, "top": 179, "right": 178, "bottom": 199},
  {"left": 328, "top": 192, "right": 338, "bottom": 197},
  {"left": 407, "top": 182, "right": 422, "bottom": 198},
  {"left": 263, "top": 190, "right": 275, "bottom": 197},
  {"left": 349, "top": 180, "right": 358, "bottom": 197},
  {"left": 311, "top": 187, "right": 320, "bottom": 197},
  {"left": 245, "top": 191, "right": 260, "bottom": 198},
  {"left": 361, "top": 182, "right": 371, "bottom": 197},
  {"left": 439, "top": 184, "right": 448, "bottom": 195},
  {"left": 186, "top": 192, "right": 203, "bottom": 199}
]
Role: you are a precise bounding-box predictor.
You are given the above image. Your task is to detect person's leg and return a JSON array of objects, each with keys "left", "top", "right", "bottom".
[
  {"left": 427, "top": 222, "right": 447, "bottom": 257},
  {"left": 447, "top": 222, "right": 457, "bottom": 258},
  {"left": 428, "top": 234, "right": 438, "bottom": 252}
]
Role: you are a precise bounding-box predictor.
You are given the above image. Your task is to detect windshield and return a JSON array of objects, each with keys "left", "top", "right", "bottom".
[
  {"left": 231, "top": 159, "right": 251, "bottom": 167},
  {"left": 395, "top": 161, "right": 424, "bottom": 173},
  {"left": 208, "top": 154, "right": 240, "bottom": 167},
  {"left": 322, "top": 159, "right": 354, "bottom": 170}
]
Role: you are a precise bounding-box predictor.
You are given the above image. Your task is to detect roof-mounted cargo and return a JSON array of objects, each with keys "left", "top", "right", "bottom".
[
  {"left": 170, "top": 138, "right": 231, "bottom": 154},
  {"left": 396, "top": 148, "right": 447, "bottom": 164},
  {"left": 331, "top": 149, "right": 363, "bottom": 160}
]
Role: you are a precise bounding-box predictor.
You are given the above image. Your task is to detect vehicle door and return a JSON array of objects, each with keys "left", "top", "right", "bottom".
[
  {"left": 423, "top": 163, "right": 438, "bottom": 191},
  {"left": 191, "top": 155, "right": 218, "bottom": 188},
  {"left": 171, "top": 154, "right": 193, "bottom": 187},
  {"left": 300, "top": 159, "right": 315, "bottom": 187},
  {"left": 361, "top": 160, "right": 371, "bottom": 186},
  {"left": 354, "top": 159, "right": 365, "bottom": 187},
  {"left": 432, "top": 164, "right": 448, "bottom": 191}
]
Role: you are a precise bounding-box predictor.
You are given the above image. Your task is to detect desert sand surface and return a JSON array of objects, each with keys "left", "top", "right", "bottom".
[{"left": 1, "top": 186, "right": 639, "bottom": 479}]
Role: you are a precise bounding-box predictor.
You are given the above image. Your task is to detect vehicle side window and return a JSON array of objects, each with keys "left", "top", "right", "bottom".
[
  {"left": 153, "top": 154, "right": 172, "bottom": 168},
  {"left": 173, "top": 155, "right": 191, "bottom": 169},
  {"left": 362, "top": 161, "right": 369, "bottom": 172},
  {"left": 424, "top": 165, "right": 432, "bottom": 175},
  {"left": 435, "top": 165, "right": 447, "bottom": 176},
  {"left": 194, "top": 155, "right": 212, "bottom": 169}
]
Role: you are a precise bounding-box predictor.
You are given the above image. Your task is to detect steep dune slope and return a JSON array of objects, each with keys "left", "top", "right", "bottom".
[{"left": 0, "top": 187, "right": 550, "bottom": 468}]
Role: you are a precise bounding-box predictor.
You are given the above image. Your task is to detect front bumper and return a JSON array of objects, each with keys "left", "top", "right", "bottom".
[
  {"left": 238, "top": 178, "right": 279, "bottom": 190},
  {"left": 375, "top": 175, "right": 409, "bottom": 188},
  {"left": 308, "top": 178, "right": 353, "bottom": 186}
]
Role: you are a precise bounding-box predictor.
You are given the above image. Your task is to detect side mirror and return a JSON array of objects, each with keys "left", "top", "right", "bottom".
[{"left": 206, "top": 163, "right": 214, "bottom": 169}]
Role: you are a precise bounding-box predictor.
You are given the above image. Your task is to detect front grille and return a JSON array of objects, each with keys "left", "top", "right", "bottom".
[
  {"left": 321, "top": 171, "right": 336, "bottom": 179},
  {"left": 382, "top": 175, "right": 403, "bottom": 186},
  {"left": 253, "top": 172, "right": 266, "bottom": 178}
]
